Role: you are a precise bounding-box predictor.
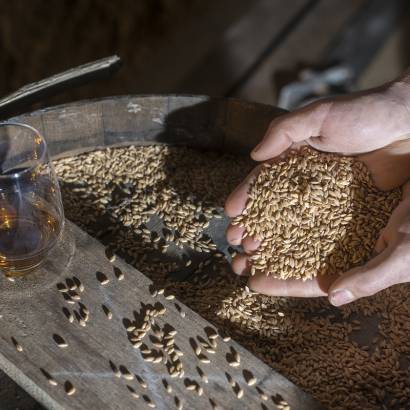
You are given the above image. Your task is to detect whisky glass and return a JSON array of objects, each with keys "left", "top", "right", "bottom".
[{"left": 0, "top": 122, "right": 64, "bottom": 277}]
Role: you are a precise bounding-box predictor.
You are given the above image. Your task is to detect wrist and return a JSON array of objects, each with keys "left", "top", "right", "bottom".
[
  {"left": 379, "top": 72, "right": 410, "bottom": 145},
  {"left": 384, "top": 71, "right": 410, "bottom": 117}
]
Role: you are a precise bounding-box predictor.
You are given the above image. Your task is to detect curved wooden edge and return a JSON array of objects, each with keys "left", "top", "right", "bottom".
[{"left": 10, "top": 94, "right": 286, "bottom": 159}]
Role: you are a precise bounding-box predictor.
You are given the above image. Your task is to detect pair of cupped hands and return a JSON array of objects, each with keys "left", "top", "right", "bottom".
[{"left": 225, "top": 79, "right": 410, "bottom": 307}]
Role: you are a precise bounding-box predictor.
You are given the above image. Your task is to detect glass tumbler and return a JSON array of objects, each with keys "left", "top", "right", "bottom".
[{"left": 0, "top": 122, "right": 64, "bottom": 277}]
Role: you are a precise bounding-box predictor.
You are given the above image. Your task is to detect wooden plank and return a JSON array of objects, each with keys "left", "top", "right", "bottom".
[
  {"left": 235, "top": 0, "right": 367, "bottom": 105},
  {"left": 15, "top": 95, "right": 285, "bottom": 158},
  {"left": 176, "top": 0, "right": 314, "bottom": 96},
  {"left": 0, "top": 368, "right": 43, "bottom": 410},
  {"left": 0, "top": 221, "right": 322, "bottom": 410}
]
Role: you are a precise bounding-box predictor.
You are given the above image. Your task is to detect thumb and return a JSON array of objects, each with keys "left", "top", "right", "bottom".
[
  {"left": 251, "top": 101, "right": 331, "bottom": 161},
  {"left": 328, "top": 245, "right": 406, "bottom": 306}
]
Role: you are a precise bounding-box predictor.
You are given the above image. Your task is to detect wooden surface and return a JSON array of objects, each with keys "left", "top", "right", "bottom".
[
  {"left": 13, "top": 95, "right": 285, "bottom": 159},
  {"left": 0, "top": 220, "right": 321, "bottom": 410},
  {"left": 0, "top": 96, "right": 324, "bottom": 409},
  {"left": 0, "top": 369, "right": 43, "bottom": 410}
]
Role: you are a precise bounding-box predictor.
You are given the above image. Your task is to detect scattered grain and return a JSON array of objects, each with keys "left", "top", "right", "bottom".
[
  {"left": 162, "top": 378, "right": 172, "bottom": 394},
  {"left": 174, "top": 396, "right": 183, "bottom": 410},
  {"left": 11, "top": 337, "right": 23, "bottom": 352},
  {"left": 243, "top": 369, "right": 257, "bottom": 386},
  {"left": 114, "top": 266, "right": 124, "bottom": 280},
  {"left": 64, "top": 381, "right": 76, "bottom": 396},
  {"left": 96, "top": 271, "right": 109, "bottom": 285},
  {"left": 102, "top": 304, "right": 113, "bottom": 320},
  {"left": 256, "top": 386, "right": 268, "bottom": 401},
  {"left": 119, "top": 365, "right": 134, "bottom": 380},
  {"left": 127, "top": 385, "right": 139, "bottom": 399},
  {"left": 40, "top": 368, "right": 57, "bottom": 386},
  {"left": 53, "top": 334, "right": 68, "bottom": 348},
  {"left": 105, "top": 247, "right": 116, "bottom": 263},
  {"left": 142, "top": 395, "right": 155, "bottom": 408},
  {"left": 55, "top": 144, "right": 408, "bottom": 409}
]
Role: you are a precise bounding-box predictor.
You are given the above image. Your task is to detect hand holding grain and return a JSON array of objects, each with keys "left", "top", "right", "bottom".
[{"left": 225, "top": 80, "right": 410, "bottom": 306}]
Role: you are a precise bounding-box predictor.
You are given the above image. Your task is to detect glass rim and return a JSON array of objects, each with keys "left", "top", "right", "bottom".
[{"left": 0, "top": 121, "right": 47, "bottom": 180}]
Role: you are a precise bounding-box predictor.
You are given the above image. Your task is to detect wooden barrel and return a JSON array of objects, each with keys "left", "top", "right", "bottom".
[{"left": 13, "top": 95, "right": 285, "bottom": 158}]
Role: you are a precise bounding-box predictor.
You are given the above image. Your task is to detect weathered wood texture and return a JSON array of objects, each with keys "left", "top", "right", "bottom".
[
  {"left": 14, "top": 95, "right": 285, "bottom": 159},
  {"left": 0, "top": 222, "right": 321, "bottom": 410},
  {"left": 0, "top": 368, "right": 43, "bottom": 410},
  {"left": 0, "top": 96, "right": 323, "bottom": 409}
]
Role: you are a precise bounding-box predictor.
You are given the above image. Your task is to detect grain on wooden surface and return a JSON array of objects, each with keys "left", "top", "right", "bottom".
[
  {"left": 54, "top": 145, "right": 410, "bottom": 409},
  {"left": 64, "top": 381, "right": 75, "bottom": 396}
]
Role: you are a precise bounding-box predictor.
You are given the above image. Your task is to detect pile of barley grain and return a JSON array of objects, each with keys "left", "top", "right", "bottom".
[
  {"left": 232, "top": 147, "right": 401, "bottom": 280},
  {"left": 54, "top": 146, "right": 410, "bottom": 410}
]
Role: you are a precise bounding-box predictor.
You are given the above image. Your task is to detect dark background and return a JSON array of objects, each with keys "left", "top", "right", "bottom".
[{"left": 0, "top": 0, "right": 409, "bottom": 114}]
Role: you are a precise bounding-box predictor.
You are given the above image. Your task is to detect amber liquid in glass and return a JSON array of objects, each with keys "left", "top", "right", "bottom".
[{"left": 0, "top": 198, "right": 62, "bottom": 277}]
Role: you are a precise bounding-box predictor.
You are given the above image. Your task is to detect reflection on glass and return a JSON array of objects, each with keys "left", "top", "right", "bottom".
[{"left": 0, "top": 123, "right": 64, "bottom": 277}]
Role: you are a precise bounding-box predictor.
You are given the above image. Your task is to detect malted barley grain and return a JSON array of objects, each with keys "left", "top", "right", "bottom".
[{"left": 54, "top": 145, "right": 409, "bottom": 409}]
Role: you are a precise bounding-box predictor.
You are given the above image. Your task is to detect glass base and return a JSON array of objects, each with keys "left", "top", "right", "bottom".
[
  {"left": 3, "top": 260, "right": 45, "bottom": 278},
  {"left": 0, "top": 223, "right": 76, "bottom": 298}
]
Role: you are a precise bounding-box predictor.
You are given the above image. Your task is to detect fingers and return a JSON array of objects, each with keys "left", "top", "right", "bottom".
[
  {"left": 224, "top": 165, "right": 262, "bottom": 218},
  {"left": 403, "top": 180, "right": 410, "bottom": 199},
  {"left": 251, "top": 118, "right": 294, "bottom": 161},
  {"left": 226, "top": 225, "right": 260, "bottom": 252},
  {"left": 359, "top": 141, "right": 410, "bottom": 191},
  {"left": 231, "top": 254, "right": 250, "bottom": 276},
  {"left": 374, "top": 229, "right": 388, "bottom": 254},
  {"left": 248, "top": 272, "right": 336, "bottom": 297},
  {"left": 242, "top": 236, "right": 260, "bottom": 253},
  {"left": 328, "top": 245, "right": 408, "bottom": 306},
  {"left": 251, "top": 102, "right": 329, "bottom": 161},
  {"left": 226, "top": 224, "right": 245, "bottom": 246}
]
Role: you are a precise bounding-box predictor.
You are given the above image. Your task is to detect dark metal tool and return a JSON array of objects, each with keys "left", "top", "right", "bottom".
[{"left": 0, "top": 55, "right": 121, "bottom": 120}]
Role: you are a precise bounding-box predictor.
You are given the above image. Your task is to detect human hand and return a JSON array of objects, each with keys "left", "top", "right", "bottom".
[
  {"left": 225, "top": 82, "right": 410, "bottom": 304},
  {"left": 228, "top": 181, "right": 410, "bottom": 306},
  {"left": 325, "top": 181, "right": 410, "bottom": 306}
]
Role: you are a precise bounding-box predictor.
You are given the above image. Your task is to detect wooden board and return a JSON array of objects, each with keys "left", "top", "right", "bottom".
[
  {"left": 0, "top": 96, "right": 324, "bottom": 409},
  {"left": 0, "top": 220, "right": 322, "bottom": 410},
  {"left": 0, "top": 368, "right": 43, "bottom": 410},
  {"left": 235, "top": 0, "right": 367, "bottom": 104},
  {"left": 14, "top": 95, "right": 285, "bottom": 159}
]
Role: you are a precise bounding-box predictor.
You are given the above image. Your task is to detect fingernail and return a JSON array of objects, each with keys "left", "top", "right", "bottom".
[
  {"left": 252, "top": 144, "right": 261, "bottom": 154},
  {"left": 251, "top": 142, "right": 262, "bottom": 155},
  {"left": 245, "top": 283, "right": 256, "bottom": 293},
  {"left": 330, "top": 289, "right": 354, "bottom": 306}
]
